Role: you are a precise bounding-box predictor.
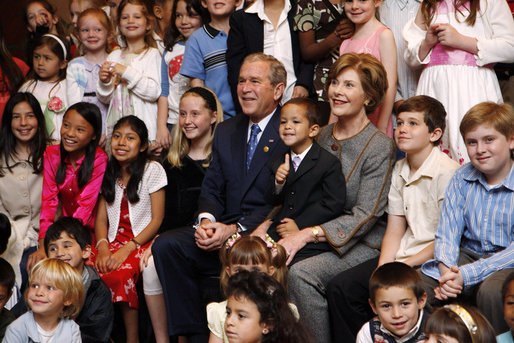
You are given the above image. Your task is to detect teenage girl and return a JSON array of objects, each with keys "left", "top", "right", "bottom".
[
  {"left": 403, "top": 0, "right": 514, "bottom": 164},
  {"left": 19, "top": 34, "right": 71, "bottom": 142},
  {"left": 207, "top": 235, "right": 292, "bottom": 343},
  {"left": 337, "top": 0, "right": 397, "bottom": 138},
  {"left": 424, "top": 305, "right": 497, "bottom": 343},
  {"left": 95, "top": 115, "right": 166, "bottom": 343},
  {"left": 3, "top": 258, "right": 84, "bottom": 342},
  {"left": 0, "top": 93, "right": 47, "bottom": 290},
  {"left": 67, "top": 8, "right": 114, "bottom": 148},
  {"left": 24, "top": 0, "right": 66, "bottom": 67},
  {"left": 97, "top": 0, "right": 161, "bottom": 144},
  {"left": 156, "top": 0, "right": 206, "bottom": 150},
  {"left": 141, "top": 87, "right": 222, "bottom": 343},
  {"left": 224, "top": 270, "right": 311, "bottom": 343},
  {"left": 0, "top": 23, "right": 29, "bottom": 118},
  {"left": 30, "top": 102, "right": 107, "bottom": 269}
]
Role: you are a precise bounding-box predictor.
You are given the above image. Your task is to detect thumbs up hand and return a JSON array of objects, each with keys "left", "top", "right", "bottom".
[{"left": 275, "top": 154, "right": 290, "bottom": 185}]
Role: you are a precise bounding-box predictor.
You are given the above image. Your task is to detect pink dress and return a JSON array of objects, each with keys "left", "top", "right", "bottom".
[
  {"left": 40, "top": 145, "right": 108, "bottom": 240},
  {"left": 339, "top": 26, "right": 394, "bottom": 138},
  {"left": 98, "top": 187, "right": 149, "bottom": 309}
]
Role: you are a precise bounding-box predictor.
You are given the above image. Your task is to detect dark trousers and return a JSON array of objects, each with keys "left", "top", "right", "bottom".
[
  {"left": 326, "top": 257, "right": 378, "bottom": 342},
  {"left": 152, "top": 226, "right": 221, "bottom": 338}
]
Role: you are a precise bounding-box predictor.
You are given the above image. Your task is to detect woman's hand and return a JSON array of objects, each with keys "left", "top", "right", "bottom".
[{"left": 278, "top": 229, "right": 310, "bottom": 265}]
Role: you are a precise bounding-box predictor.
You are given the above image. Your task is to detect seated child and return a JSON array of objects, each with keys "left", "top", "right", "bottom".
[
  {"left": 224, "top": 270, "right": 312, "bottom": 343},
  {"left": 258, "top": 97, "right": 346, "bottom": 264},
  {"left": 425, "top": 304, "right": 497, "bottom": 343},
  {"left": 356, "top": 262, "right": 428, "bottom": 343},
  {"left": 497, "top": 272, "right": 514, "bottom": 343},
  {"left": 3, "top": 259, "right": 83, "bottom": 343},
  {"left": 0, "top": 258, "right": 15, "bottom": 341},
  {"left": 420, "top": 102, "right": 514, "bottom": 333},
  {"left": 44, "top": 217, "right": 114, "bottom": 343},
  {"left": 327, "top": 95, "right": 460, "bottom": 340}
]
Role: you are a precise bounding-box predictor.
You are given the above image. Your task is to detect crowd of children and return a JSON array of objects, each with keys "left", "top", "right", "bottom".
[{"left": 0, "top": 0, "right": 513, "bottom": 342}]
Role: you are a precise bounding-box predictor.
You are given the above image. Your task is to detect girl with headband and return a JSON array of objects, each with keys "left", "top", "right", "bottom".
[
  {"left": 424, "top": 304, "right": 497, "bottom": 343},
  {"left": 19, "top": 34, "right": 70, "bottom": 144}
]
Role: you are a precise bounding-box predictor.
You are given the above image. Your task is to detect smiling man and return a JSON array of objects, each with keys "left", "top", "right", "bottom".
[{"left": 152, "top": 53, "right": 288, "bottom": 343}]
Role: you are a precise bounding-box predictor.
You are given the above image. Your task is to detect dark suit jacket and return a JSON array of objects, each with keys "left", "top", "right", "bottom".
[
  {"left": 197, "top": 108, "right": 288, "bottom": 230},
  {"left": 265, "top": 141, "right": 347, "bottom": 241},
  {"left": 226, "top": 0, "right": 314, "bottom": 110}
]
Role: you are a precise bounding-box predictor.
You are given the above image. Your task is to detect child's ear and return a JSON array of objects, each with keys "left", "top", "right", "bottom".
[
  {"left": 59, "top": 60, "right": 68, "bottom": 70},
  {"left": 368, "top": 298, "right": 378, "bottom": 315},
  {"left": 140, "top": 142, "right": 149, "bottom": 152},
  {"left": 201, "top": 0, "right": 208, "bottom": 9},
  {"left": 417, "top": 292, "right": 427, "bottom": 309},
  {"left": 82, "top": 245, "right": 92, "bottom": 260},
  {"left": 225, "top": 266, "right": 232, "bottom": 277},
  {"left": 374, "top": 0, "right": 383, "bottom": 7},
  {"left": 153, "top": 5, "right": 164, "bottom": 20},
  {"left": 261, "top": 321, "right": 274, "bottom": 335},
  {"left": 210, "top": 111, "right": 218, "bottom": 124},
  {"left": 508, "top": 134, "right": 514, "bottom": 151},
  {"left": 429, "top": 127, "right": 442, "bottom": 144},
  {"left": 267, "top": 265, "right": 276, "bottom": 276},
  {"left": 63, "top": 296, "right": 73, "bottom": 307},
  {"left": 309, "top": 124, "right": 320, "bottom": 138}
]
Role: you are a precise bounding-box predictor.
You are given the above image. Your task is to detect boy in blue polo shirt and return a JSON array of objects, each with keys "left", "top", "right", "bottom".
[
  {"left": 421, "top": 102, "right": 514, "bottom": 334},
  {"left": 180, "top": 0, "right": 241, "bottom": 119}
]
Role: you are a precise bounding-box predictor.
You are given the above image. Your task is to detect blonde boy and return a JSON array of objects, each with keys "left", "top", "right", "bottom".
[{"left": 421, "top": 102, "right": 514, "bottom": 333}]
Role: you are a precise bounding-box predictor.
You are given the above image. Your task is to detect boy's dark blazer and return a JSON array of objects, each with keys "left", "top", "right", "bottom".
[{"left": 265, "top": 141, "right": 346, "bottom": 241}]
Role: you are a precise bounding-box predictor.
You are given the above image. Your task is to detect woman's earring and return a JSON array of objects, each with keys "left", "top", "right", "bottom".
[{"left": 263, "top": 328, "right": 269, "bottom": 335}]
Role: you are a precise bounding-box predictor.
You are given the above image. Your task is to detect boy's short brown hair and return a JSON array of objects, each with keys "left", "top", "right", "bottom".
[
  {"left": 369, "top": 262, "right": 425, "bottom": 305},
  {"left": 282, "top": 98, "right": 321, "bottom": 126},
  {"left": 460, "top": 102, "right": 514, "bottom": 140},
  {"left": 397, "top": 95, "right": 447, "bottom": 146}
]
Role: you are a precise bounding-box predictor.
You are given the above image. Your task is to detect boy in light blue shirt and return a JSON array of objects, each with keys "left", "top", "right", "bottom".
[{"left": 421, "top": 102, "right": 514, "bottom": 334}]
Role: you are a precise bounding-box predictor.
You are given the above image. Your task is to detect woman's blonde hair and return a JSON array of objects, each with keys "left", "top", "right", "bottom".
[
  {"left": 327, "top": 53, "right": 388, "bottom": 115},
  {"left": 219, "top": 236, "right": 288, "bottom": 296},
  {"left": 26, "top": 258, "right": 85, "bottom": 319},
  {"left": 167, "top": 87, "right": 223, "bottom": 168}
]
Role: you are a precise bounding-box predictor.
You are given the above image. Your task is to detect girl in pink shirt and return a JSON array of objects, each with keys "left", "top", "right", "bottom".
[{"left": 30, "top": 102, "right": 107, "bottom": 268}]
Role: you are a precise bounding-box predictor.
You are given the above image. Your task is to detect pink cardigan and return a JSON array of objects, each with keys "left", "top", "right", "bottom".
[{"left": 39, "top": 145, "right": 107, "bottom": 240}]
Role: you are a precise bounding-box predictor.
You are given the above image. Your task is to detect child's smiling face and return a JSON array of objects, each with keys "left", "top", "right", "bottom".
[
  {"left": 504, "top": 280, "right": 514, "bottom": 332},
  {"left": 369, "top": 286, "right": 426, "bottom": 338},
  {"left": 27, "top": 277, "right": 70, "bottom": 319}
]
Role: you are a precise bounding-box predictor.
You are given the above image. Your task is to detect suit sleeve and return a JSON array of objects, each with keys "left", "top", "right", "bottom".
[
  {"left": 264, "top": 155, "right": 286, "bottom": 206},
  {"left": 196, "top": 125, "right": 227, "bottom": 220}
]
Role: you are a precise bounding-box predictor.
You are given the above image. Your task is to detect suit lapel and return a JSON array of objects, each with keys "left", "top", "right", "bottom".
[
  {"left": 287, "top": 143, "right": 320, "bottom": 184},
  {"left": 243, "top": 107, "right": 282, "bottom": 194}
]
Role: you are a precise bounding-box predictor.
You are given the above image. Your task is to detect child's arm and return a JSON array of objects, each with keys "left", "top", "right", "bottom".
[
  {"left": 66, "top": 60, "right": 84, "bottom": 106},
  {"left": 94, "top": 196, "right": 112, "bottom": 274},
  {"left": 97, "top": 60, "right": 116, "bottom": 104},
  {"left": 116, "top": 49, "right": 161, "bottom": 102},
  {"left": 71, "top": 150, "right": 108, "bottom": 228},
  {"left": 156, "top": 55, "right": 172, "bottom": 149},
  {"left": 191, "top": 78, "right": 205, "bottom": 87},
  {"left": 298, "top": 19, "right": 354, "bottom": 62},
  {"left": 377, "top": 28, "right": 397, "bottom": 135},
  {"left": 179, "top": 34, "right": 206, "bottom": 87},
  {"left": 377, "top": 214, "right": 407, "bottom": 266}
]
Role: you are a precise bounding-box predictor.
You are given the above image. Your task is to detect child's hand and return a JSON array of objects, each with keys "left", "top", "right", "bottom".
[
  {"left": 108, "top": 245, "right": 132, "bottom": 271},
  {"left": 275, "top": 154, "right": 290, "bottom": 185},
  {"left": 99, "top": 61, "right": 114, "bottom": 83},
  {"left": 435, "top": 24, "right": 462, "bottom": 49},
  {"left": 335, "top": 18, "right": 354, "bottom": 41},
  {"left": 95, "top": 248, "right": 112, "bottom": 274},
  {"left": 425, "top": 24, "right": 440, "bottom": 49},
  {"left": 276, "top": 218, "right": 300, "bottom": 237},
  {"left": 156, "top": 126, "right": 172, "bottom": 150},
  {"left": 111, "top": 62, "right": 127, "bottom": 79}
]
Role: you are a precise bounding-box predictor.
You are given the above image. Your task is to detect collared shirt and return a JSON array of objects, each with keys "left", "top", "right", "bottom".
[
  {"left": 246, "top": 0, "right": 296, "bottom": 103},
  {"left": 356, "top": 310, "right": 426, "bottom": 343},
  {"left": 422, "top": 163, "right": 514, "bottom": 287},
  {"left": 247, "top": 108, "right": 276, "bottom": 143},
  {"left": 378, "top": 0, "right": 421, "bottom": 101},
  {"left": 388, "top": 147, "right": 459, "bottom": 262}
]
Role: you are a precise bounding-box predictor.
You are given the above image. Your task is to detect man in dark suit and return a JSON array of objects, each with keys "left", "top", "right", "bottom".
[
  {"left": 152, "top": 53, "right": 288, "bottom": 343},
  {"left": 226, "top": 0, "right": 313, "bottom": 112}
]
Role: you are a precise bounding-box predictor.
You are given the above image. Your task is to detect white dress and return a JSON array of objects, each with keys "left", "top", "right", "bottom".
[{"left": 403, "top": 0, "right": 514, "bottom": 164}]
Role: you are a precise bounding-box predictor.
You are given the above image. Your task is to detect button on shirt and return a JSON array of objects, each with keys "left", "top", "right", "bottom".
[{"left": 246, "top": 0, "right": 297, "bottom": 103}]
